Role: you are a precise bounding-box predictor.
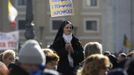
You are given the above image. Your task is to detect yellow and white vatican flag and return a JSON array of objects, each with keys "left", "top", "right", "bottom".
[
  {"left": 123, "top": 34, "right": 131, "bottom": 49},
  {"left": 49, "top": 0, "right": 74, "bottom": 17},
  {"left": 8, "top": 0, "right": 18, "bottom": 28}
]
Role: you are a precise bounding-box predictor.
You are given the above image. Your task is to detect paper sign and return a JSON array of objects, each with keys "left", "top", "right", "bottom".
[{"left": 49, "top": 0, "right": 74, "bottom": 17}]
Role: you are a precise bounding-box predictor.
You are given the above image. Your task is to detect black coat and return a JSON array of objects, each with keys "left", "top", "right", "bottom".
[
  {"left": 9, "top": 64, "right": 29, "bottom": 75},
  {"left": 50, "top": 36, "right": 84, "bottom": 75}
]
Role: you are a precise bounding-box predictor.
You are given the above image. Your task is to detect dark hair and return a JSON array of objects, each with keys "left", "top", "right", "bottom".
[
  {"left": 108, "top": 68, "right": 127, "bottom": 75},
  {"left": 127, "top": 59, "right": 134, "bottom": 75}
]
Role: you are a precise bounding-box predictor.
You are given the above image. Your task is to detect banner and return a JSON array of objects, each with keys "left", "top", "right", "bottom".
[
  {"left": 49, "top": 0, "right": 74, "bottom": 17},
  {"left": 0, "top": 31, "right": 19, "bottom": 50}
]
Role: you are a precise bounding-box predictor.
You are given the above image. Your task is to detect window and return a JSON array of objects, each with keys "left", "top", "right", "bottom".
[
  {"left": 50, "top": 18, "right": 65, "bottom": 32},
  {"left": 86, "top": 21, "right": 97, "bottom": 31},
  {"left": 52, "top": 20, "right": 63, "bottom": 30},
  {"left": 18, "top": 20, "right": 26, "bottom": 30},
  {"left": 17, "top": 0, "right": 27, "bottom": 6},
  {"left": 90, "top": 0, "right": 97, "bottom": 6},
  {"left": 84, "top": 18, "right": 99, "bottom": 32},
  {"left": 83, "top": 0, "right": 98, "bottom": 8}
]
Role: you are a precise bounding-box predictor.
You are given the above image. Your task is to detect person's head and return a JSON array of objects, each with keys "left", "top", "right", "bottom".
[
  {"left": 53, "top": 20, "right": 73, "bottom": 41},
  {"left": 0, "top": 61, "right": 9, "bottom": 75},
  {"left": 42, "top": 48, "right": 59, "bottom": 70},
  {"left": 18, "top": 40, "right": 46, "bottom": 73},
  {"left": 63, "top": 21, "right": 73, "bottom": 35},
  {"left": 59, "top": 20, "right": 73, "bottom": 35},
  {"left": 127, "top": 50, "right": 134, "bottom": 59},
  {"left": 2, "top": 49, "right": 16, "bottom": 66},
  {"left": 117, "top": 53, "right": 127, "bottom": 62},
  {"left": 84, "top": 42, "right": 103, "bottom": 58},
  {"left": 103, "top": 51, "right": 111, "bottom": 56},
  {"left": 77, "top": 54, "right": 110, "bottom": 75}
]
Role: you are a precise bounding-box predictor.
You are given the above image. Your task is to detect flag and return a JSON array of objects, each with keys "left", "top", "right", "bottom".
[
  {"left": 123, "top": 34, "right": 131, "bottom": 49},
  {"left": 8, "top": 0, "right": 18, "bottom": 28}
]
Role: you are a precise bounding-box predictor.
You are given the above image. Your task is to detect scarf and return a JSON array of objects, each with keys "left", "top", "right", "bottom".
[
  {"left": 63, "top": 33, "right": 72, "bottom": 43},
  {"left": 63, "top": 33, "right": 74, "bottom": 67}
]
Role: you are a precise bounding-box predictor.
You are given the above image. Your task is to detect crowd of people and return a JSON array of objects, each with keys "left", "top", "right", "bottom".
[{"left": 0, "top": 20, "right": 134, "bottom": 75}]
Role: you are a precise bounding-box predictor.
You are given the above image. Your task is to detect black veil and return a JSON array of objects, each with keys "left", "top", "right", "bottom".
[{"left": 50, "top": 20, "right": 73, "bottom": 48}]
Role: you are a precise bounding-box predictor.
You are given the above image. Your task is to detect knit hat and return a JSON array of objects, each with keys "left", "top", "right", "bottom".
[{"left": 18, "top": 40, "right": 46, "bottom": 66}]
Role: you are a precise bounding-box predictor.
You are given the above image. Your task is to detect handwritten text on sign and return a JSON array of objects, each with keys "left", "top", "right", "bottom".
[{"left": 49, "top": 0, "right": 74, "bottom": 17}]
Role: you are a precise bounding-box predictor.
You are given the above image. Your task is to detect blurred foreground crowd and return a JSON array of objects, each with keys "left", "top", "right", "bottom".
[{"left": 0, "top": 40, "right": 133, "bottom": 75}]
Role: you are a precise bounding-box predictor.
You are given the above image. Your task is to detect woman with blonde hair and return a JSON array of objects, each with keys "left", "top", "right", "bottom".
[
  {"left": 2, "top": 49, "right": 16, "bottom": 67},
  {"left": 77, "top": 54, "right": 111, "bottom": 75}
]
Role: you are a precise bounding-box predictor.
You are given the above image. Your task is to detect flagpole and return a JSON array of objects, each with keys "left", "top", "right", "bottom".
[{"left": 24, "top": 0, "right": 35, "bottom": 40}]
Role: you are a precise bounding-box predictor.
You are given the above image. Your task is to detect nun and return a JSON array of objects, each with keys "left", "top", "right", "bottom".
[{"left": 50, "top": 20, "right": 84, "bottom": 75}]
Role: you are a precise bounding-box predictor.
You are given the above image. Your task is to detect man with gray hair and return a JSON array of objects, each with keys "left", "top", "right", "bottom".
[
  {"left": 84, "top": 42, "right": 103, "bottom": 58},
  {"left": 75, "top": 42, "right": 103, "bottom": 73}
]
